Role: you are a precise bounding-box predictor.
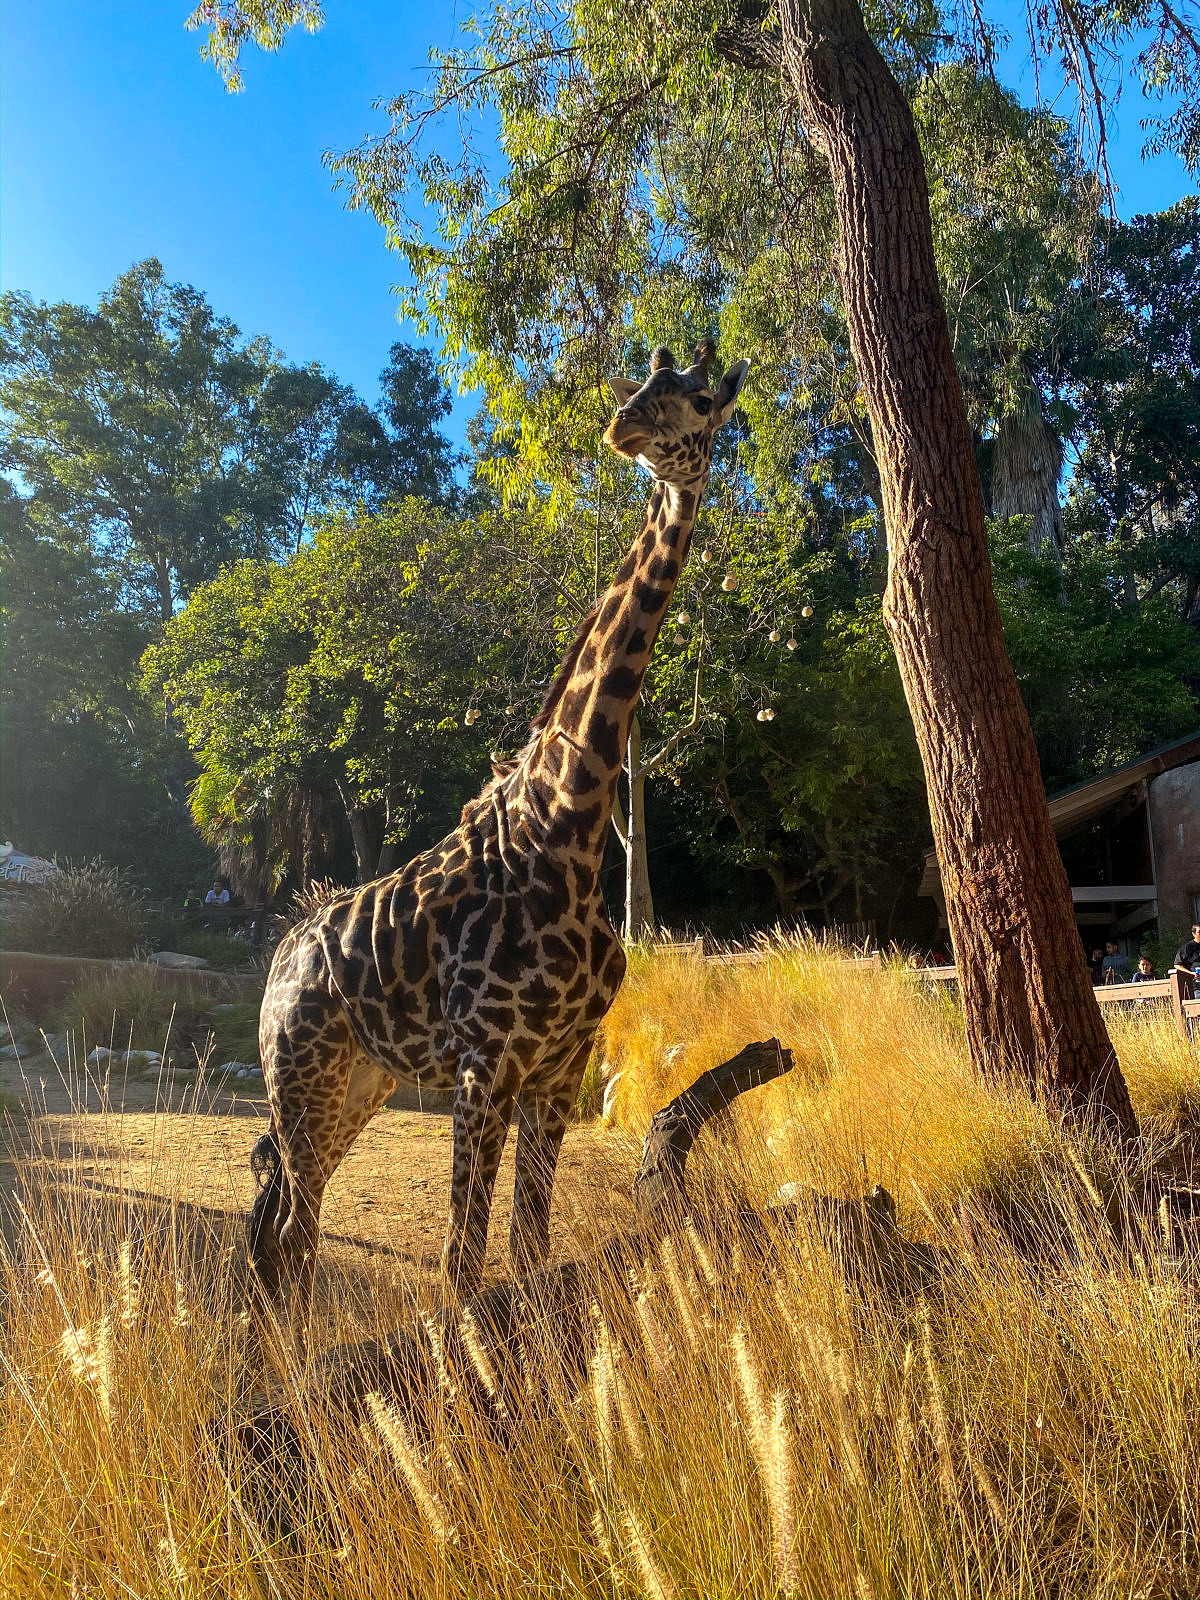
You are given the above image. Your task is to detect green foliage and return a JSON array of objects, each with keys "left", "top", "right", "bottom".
[
  {"left": 151, "top": 924, "right": 259, "bottom": 968},
  {"left": 2, "top": 260, "right": 274, "bottom": 622},
  {"left": 144, "top": 498, "right": 581, "bottom": 890},
  {"left": 1, "top": 250, "right": 459, "bottom": 892},
  {"left": 207, "top": 998, "right": 265, "bottom": 1064},
  {"left": 0, "top": 261, "right": 454, "bottom": 624},
  {"left": 0, "top": 481, "right": 193, "bottom": 881},
  {"left": 53, "top": 964, "right": 220, "bottom": 1057},
  {"left": 1056, "top": 199, "right": 1200, "bottom": 617},
  {"left": 5, "top": 862, "right": 148, "bottom": 958}
]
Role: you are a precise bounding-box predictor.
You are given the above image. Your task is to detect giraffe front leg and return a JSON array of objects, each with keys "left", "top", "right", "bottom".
[
  {"left": 443, "top": 1054, "right": 519, "bottom": 1297},
  {"left": 509, "top": 1037, "right": 593, "bottom": 1276}
]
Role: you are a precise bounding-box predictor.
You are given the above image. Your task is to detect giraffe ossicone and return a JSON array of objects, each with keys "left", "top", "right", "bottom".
[{"left": 248, "top": 339, "right": 749, "bottom": 1342}]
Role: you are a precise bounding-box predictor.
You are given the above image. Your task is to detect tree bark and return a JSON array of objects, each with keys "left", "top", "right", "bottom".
[
  {"left": 767, "top": 0, "right": 1137, "bottom": 1133},
  {"left": 991, "top": 393, "right": 1064, "bottom": 563},
  {"left": 338, "top": 787, "right": 381, "bottom": 884}
]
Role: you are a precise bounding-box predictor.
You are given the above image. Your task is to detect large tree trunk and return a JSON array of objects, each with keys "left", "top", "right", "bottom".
[
  {"left": 624, "top": 714, "right": 656, "bottom": 940},
  {"left": 991, "top": 392, "right": 1064, "bottom": 562},
  {"left": 338, "top": 785, "right": 381, "bottom": 883},
  {"left": 768, "top": 0, "right": 1137, "bottom": 1133}
]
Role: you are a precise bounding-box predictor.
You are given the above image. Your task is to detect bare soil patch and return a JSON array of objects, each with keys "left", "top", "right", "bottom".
[{"left": 1, "top": 1053, "right": 639, "bottom": 1309}]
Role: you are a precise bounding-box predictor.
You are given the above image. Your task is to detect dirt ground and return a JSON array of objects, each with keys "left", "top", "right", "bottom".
[{"left": 1, "top": 1049, "right": 641, "bottom": 1306}]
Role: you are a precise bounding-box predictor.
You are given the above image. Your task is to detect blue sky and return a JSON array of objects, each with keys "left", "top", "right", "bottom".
[{"left": 2, "top": 0, "right": 1194, "bottom": 436}]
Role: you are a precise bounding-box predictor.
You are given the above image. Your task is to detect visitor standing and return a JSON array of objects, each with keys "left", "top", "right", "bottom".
[{"left": 1100, "top": 942, "right": 1132, "bottom": 983}]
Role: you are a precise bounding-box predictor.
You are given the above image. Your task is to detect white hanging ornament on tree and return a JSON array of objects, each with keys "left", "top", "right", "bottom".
[
  {"left": 721, "top": 572, "right": 738, "bottom": 592},
  {"left": 756, "top": 707, "right": 776, "bottom": 722},
  {"left": 700, "top": 549, "right": 712, "bottom": 564},
  {"left": 504, "top": 705, "right": 516, "bottom": 715},
  {"left": 801, "top": 605, "right": 814, "bottom": 618},
  {"left": 463, "top": 708, "right": 480, "bottom": 726},
  {"left": 769, "top": 628, "right": 781, "bottom": 643},
  {"left": 677, "top": 611, "right": 691, "bottom": 626},
  {"left": 786, "top": 637, "right": 798, "bottom": 651}
]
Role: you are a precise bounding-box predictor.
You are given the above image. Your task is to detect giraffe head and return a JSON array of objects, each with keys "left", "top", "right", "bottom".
[{"left": 604, "top": 340, "right": 749, "bottom": 485}]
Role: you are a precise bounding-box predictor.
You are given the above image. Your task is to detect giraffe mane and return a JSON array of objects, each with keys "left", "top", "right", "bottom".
[{"left": 529, "top": 598, "right": 604, "bottom": 735}]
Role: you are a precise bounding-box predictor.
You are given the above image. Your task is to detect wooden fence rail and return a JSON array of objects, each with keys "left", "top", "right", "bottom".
[
  {"left": 909, "top": 964, "right": 1199, "bottom": 1040},
  {"left": 654, "top": 941, "right": 1197, "bottom": 1042}
]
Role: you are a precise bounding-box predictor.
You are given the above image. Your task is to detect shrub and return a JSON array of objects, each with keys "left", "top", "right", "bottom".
[
  {"left": 3, "top": 860, "right": 147, "bottom": 958},
  {"left": 54, "top": 964, "right": 215, "bottom": 1057},
  {"left": 206, "top": 999, "right": 262, "bottom": 1065},
  {"left": 151, "top": 923, "right": 258, "bottom": 969}
]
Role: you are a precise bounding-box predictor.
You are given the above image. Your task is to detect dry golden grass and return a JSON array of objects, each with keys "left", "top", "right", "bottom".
[
  {"left": 601, "top": 938, "right": 1200, "bottom": 1213},
  {"left": 3, "top": 942, "right": 1198, "bottom": 1599}
]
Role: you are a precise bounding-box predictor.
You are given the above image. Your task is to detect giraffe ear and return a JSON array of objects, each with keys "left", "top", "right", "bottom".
[
  {"left": 714, "top": 359, "right": 750, "bottom": 426},
  {"left": 608, "top": 376, "right": 641, "bottom": 408}
]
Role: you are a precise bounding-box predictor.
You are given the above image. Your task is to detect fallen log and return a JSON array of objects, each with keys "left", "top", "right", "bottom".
[
  {"left": 227, "top": 1038, "right": 921, "bottom": 1483},
  {"left": 632, "top": 1037, "right": 792, "bottom": 1215},
  {"left": 289, "top": 1040, "right": 798, "bottom": 1418}
]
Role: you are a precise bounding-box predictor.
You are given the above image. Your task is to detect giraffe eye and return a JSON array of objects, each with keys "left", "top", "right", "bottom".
[{"left": 691, "top": 395, "right": 713, "bottom": 415}]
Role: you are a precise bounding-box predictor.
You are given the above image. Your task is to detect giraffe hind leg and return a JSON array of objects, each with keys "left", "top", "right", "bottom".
[{"left": 510, "top": 1039, "right": 593, "bottom": 1274}]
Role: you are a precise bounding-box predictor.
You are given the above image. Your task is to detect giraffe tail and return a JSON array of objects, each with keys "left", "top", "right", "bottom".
[
  {"left": 250, "top": 1127, "right": 281, "bottom": 1189},
  {"left": 248, "top": 1126, "right": 286, "bottom": 1304}
]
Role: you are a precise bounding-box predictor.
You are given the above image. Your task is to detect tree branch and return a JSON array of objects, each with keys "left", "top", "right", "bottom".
[
  {"left": 640, "top": 658, "right": 705, "bottom": 778},
  {"left": 714, "top": 0, "right": 783, "bottom": 71},
  {"left": 610, "top": 785, "right": 630, "bottom": 849}
]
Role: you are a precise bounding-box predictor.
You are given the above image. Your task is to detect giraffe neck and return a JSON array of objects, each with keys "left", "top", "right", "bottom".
[{"left": 514, "top": 475, "right": 705, "bottom": 869}]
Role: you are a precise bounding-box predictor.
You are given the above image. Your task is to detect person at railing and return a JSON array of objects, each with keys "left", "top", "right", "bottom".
[
  {"left": 1172, "top": 924, "right": 1200, "bottom": 977},
  {"left": 1131, "top": 956, "right": 1157, "bottom": 984},
  {"left": 1100, "top": 941, "right": 1132, "bottom": 984},
  {"left": 183, "top": 887, "right": 202, "bottom": 910},
  {"left": 1089, "top": 947, "right": 1105, "bottom": 985},
  {"left": 204, "top": 879, "right": 231, "bottom": 906}
]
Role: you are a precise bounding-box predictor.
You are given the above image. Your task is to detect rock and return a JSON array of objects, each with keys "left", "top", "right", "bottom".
[
  {"left": 0, "top": 1042, "right": 19, "bottom": 1061},
  {"left": 220, "top": 1061, "right": 261, "bottom": 1081},
  {"left": 39, "top": 1034, "right": 67, "bottom": 1060},
  {"left": 147, "top": 950, "right": 210, "bottom": 970},
  {"left": 86, "top": 1046, "right": 162, "bottom": 1070}
]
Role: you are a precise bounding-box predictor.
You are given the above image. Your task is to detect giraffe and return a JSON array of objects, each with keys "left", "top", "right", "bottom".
[{"left": 249, "top": 339, "right": 749, "bottom": 1338}]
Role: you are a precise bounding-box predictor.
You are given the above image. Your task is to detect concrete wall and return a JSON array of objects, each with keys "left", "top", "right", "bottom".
[{"left": 1150, "top": 761, "right": 1200, "bottom": 933}]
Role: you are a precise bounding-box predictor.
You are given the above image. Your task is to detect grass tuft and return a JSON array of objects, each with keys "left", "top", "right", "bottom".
[{"left": 2, "top": 941, "right": 1197, "bottom": 1598}]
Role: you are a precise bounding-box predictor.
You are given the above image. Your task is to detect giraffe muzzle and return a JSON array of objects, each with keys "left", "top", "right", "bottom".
[{"left": 604, "top": 414, "right": 651, "bottom": 457}]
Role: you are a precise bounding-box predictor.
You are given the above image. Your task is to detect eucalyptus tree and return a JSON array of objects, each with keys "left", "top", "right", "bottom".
[
  {"left": 1058, "top": 199, "right": 1200, "bottom": 621},
  {"left": 1, "top": 260, "right": 280, "bottom": 623},
  {"left": 335, "top": 342, "right": 461, "bottom": 508},
  {"left": 188, "top": 0, "right": 1200, "bottom": 1133}
]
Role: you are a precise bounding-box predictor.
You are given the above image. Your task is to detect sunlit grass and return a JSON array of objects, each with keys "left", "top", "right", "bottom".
[
  {"left": 2, "top": 941, "right": 1197, "bottom": 1598},
  {"left": 601, "top": 937, "right": 1199, "bottom": 1216}
]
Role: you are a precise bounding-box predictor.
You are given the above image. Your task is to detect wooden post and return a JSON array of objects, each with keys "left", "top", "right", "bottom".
[{"left": 1169, "top": 967, "right": 1195, "bottom": 1039}]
